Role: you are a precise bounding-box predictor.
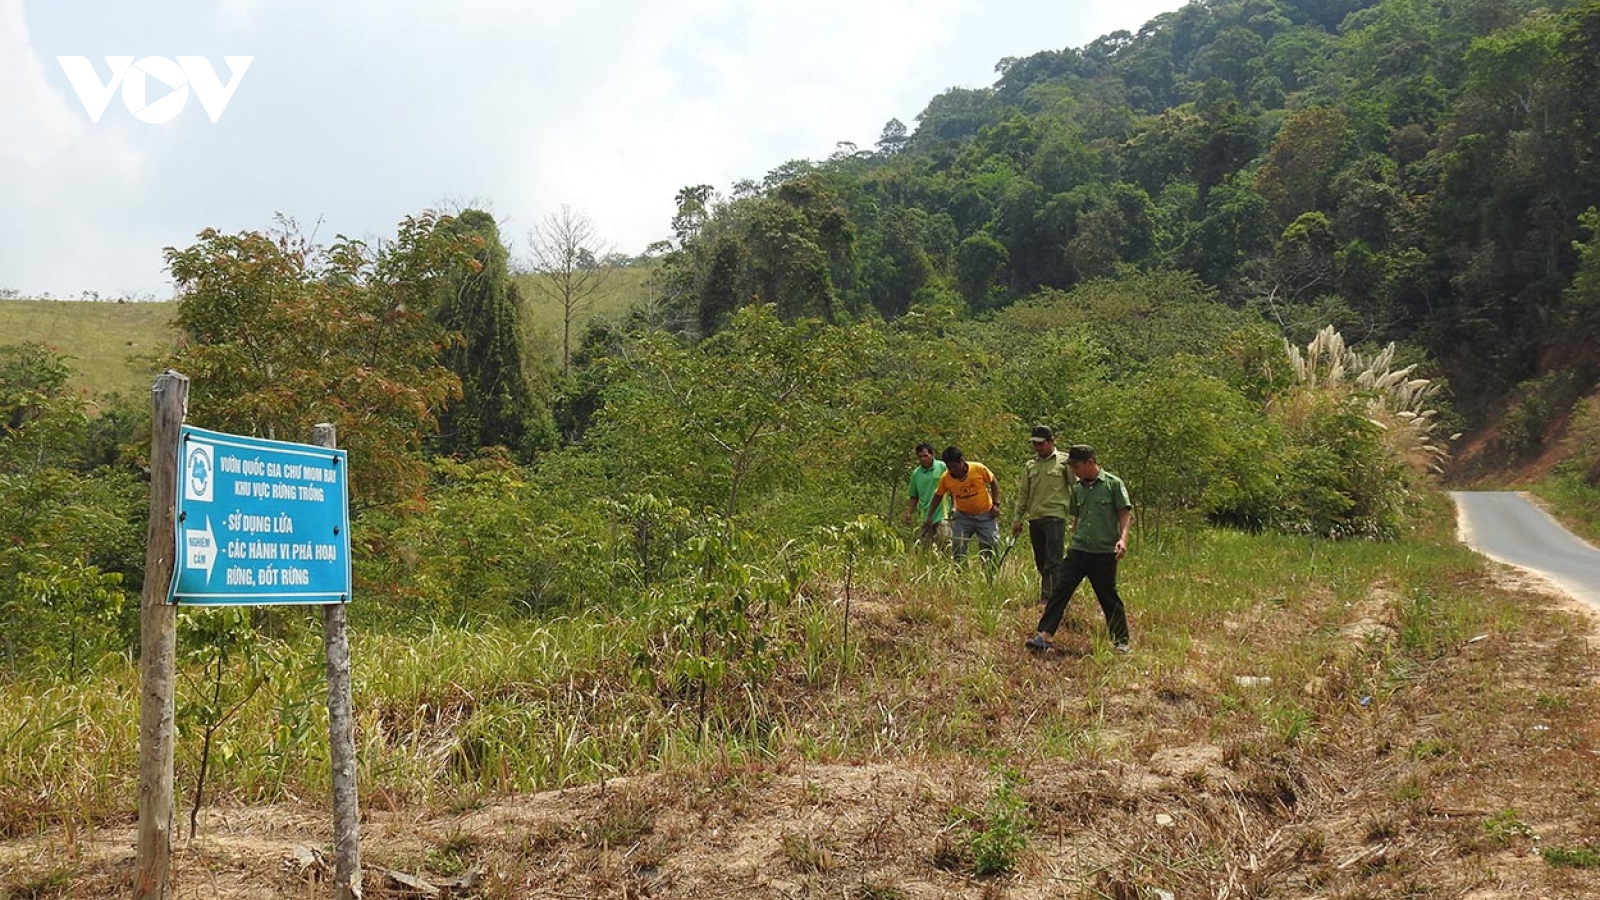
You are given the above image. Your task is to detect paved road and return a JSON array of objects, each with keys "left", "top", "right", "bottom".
[{"left": 1451, "top": 491, "right": 1600, "bottom": 612}]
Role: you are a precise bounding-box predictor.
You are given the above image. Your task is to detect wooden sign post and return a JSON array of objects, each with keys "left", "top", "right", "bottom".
[
  {"left": 315, "top": 423, "right": 362, "bottom": 900},
  {"left": 135, "top": 376, "right": 362, "bottom": 898},
  {"left": 135, "top": 370, "right": 188, "bottom": 900}
]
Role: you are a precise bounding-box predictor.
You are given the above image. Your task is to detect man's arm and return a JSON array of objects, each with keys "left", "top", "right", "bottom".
[
  {"left": 1011, "top": 467, "right": 1030, "bottom": 534},
  {"left": 1114, "top": 506, "right": 1131, "bottom": 559},
  {"left": 924, "top": 487, "right": 948, "bottom": 527}
]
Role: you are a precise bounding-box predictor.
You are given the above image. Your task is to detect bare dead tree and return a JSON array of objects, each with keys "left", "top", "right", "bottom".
[{"left": 526, "top": 206, "right": 612, "bottom": 377}]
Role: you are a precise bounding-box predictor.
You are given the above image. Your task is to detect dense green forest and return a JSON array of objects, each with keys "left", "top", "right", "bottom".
[
  {"left": 651, "top": 0, "right": 1600, "bottom": 433},
  {"left": 7, "top": 5, "right": 1600, "bottom": 887}
]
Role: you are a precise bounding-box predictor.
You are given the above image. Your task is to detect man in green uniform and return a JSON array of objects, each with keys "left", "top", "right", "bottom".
[
  {"left": 903, "top": 442, "right": 950, "bottom": 552},
  {"left": 1027, "top": 444, "right": 1133, "bottom": 654},
  {"left": 1011, "top": 425, "right": 1073, "bottom": 605}
]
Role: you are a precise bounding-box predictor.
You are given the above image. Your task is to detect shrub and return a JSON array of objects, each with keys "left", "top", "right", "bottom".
[{"left": 969, "top": 772, "right": 1030, "bottom": 876}]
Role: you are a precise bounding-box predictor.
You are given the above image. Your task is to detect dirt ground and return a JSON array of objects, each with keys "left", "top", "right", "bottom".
[{"left": 6, "top": 568, "right": 1600, "bottom": 899}]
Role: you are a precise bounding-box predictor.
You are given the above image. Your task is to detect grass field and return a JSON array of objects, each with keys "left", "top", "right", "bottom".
[
  {"left": 0, "top": 299, "right": 177, "bottom": 400},
  {"left": 514, "top": 263, "right": 659, "bottom": 364},
  {"left": 0, "top": 265, "right": 659, "bottom": 400}
]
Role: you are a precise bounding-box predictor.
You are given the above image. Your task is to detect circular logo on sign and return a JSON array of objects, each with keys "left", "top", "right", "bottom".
[{"left": 188, "top": 447, "right": 211, "bottom": 497}]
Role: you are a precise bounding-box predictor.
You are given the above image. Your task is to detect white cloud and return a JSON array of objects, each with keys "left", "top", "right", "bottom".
[
  {"left": 0, "top": 0, "right": 90, "bottom": 165},
  {"left": 214, "top": 0, "right": 258, "bottom": 35},
  {"left": 2, "top": 0, "right": 1190, "bottom": 297},
  {"left": 498, "top": 0, "right": 969, "bottom": 254},
  {"left": 0, "top": 0, "right": 160, "bottom": 297}
]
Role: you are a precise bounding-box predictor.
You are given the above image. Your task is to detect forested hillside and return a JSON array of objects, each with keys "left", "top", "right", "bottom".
[{"left": 651, "top": 0, "right": 1600, "bottom": 434}]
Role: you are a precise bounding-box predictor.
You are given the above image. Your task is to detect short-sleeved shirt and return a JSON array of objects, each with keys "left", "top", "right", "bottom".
[
  {"left": 1016, "top": 449, "right": 1072, "bottom": 522},
  {"left": 909, "top": 461, "right": 949, "bottom": 523},
  {"left": 1068, "top": 469, "right": 1131, "bottom": 554},
  {"left": 938, "top": 462, "right": 997, "bottom": 516}
]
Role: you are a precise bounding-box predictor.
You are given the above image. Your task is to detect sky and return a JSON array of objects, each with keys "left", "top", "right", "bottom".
[{"left": 0, "top": 0, "right": 1189, "bottom": 300}]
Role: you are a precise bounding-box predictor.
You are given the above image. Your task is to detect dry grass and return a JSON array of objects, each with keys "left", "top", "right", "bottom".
[
  {"left": 6, "top": 506, "right": 1600, "bottom": 898},
  {"left": 0, "top": 298, "right": 176, "bottom": 400}
]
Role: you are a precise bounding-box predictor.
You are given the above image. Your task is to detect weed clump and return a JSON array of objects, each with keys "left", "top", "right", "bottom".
[{"left": 967, "top": 771, "right": 1030, "bottom": 876}]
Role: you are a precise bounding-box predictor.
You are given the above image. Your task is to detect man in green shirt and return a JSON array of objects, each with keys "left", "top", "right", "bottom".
[
  {"left": 1027, "top": 444, "right": 1133, "bottom": 654},
  {"left": 1011, "top": 425, "right": 1073, "bottom": 605},
  {"left": 903, "top": 442, "right": 950, "bottom": 552}
]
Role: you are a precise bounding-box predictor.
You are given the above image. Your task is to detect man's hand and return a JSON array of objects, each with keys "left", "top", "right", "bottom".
[
  {"left": 1011, "top": 520, "right": 1023, "bottom": 537},
  {"left": 1114, "top": 538, "right": 1127, "bottom": 560}
]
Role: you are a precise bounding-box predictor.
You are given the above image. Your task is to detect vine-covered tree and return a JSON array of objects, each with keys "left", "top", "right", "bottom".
[{"left": 433, "top": 209, "right": 538, "bottom": 459}]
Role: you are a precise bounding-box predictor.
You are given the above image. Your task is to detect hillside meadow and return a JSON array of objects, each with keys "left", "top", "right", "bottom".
[
  {"left": 0, "top": 285, "right": 659, "bottom": 403},
  {"left": 0, "top": 298, "right": 176, "bottom": 400},
  {"left": 512, "top": 262, "right": 657, "bottom": 359},
  {"left": 0, "top": 262, "right": 655, "bottom": 401}
]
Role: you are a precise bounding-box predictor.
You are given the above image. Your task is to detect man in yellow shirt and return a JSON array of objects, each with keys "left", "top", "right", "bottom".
[{"left": 924, "top": 445, "right": 1001, "bottom": 563}]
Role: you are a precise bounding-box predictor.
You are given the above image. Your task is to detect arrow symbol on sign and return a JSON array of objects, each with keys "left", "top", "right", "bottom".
[{"left": 184, "top": 517, "right": 218, "bottom": 584}]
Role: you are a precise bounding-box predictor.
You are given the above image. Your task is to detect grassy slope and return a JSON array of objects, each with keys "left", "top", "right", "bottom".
[
  {"left": 0, "top": 265, "right": 657, "bottom": 398},
  {"left": 4, "top": 490, "right": 1599, "bottom": 897},
  {"left": 514, "top": 264, "right": 658, "bottom": 364},
  {"left": 0, "top": 299, "right": 177, "bottom": 400}
]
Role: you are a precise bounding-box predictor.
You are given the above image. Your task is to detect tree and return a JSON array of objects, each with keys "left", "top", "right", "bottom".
[
  {"left": 590, "top": 306, "right": 868, "bottom": 521},
  {"left": 911, "top": 87, "right": 1002, "bottom": 147},
  {"left": 860, "top": 206, "right": 936, "bottom": 318},
  {"left": 1562, "top": 206, "right": 1600, "bottom": 342},
  {"left": 876, "top": 118, "right": 909, "bottom": 155},
  {"left": 1105, "top": 356, "right": 1264, "bottom": 534},
  {"left": 527, "top": 205, "right": 613, "bottom": 378},
  {"left": 843, "top": 309, "right": 1016, "bottom": 517},
  {"left": 954, "top": 232, "right": 1009, "bottom": 312},
  {"left": 661, "top": 176, "right": 855, "bottom": 334},
  {"left": 1255, "top": 106, "right": 1352, "bottom": 224},
  {"left": 1053, "top": 182, "right": 1158, "bottom": 281},
  {"left": 671, "top": 184, "right": 715, "bottom": 246},
  {"left": 165, "top": 214, "right": 468, "bottom": 508},
  {"left": 433, "top": 209, "right": 538, "bottom": 459},
  {"left": 0, "top": 343, "right": 142, "bottom": 675}
]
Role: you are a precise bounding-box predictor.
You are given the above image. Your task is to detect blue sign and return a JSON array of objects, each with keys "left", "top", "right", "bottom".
[{"left": 168, "top": 426, "right": 352, "bottom": 605}]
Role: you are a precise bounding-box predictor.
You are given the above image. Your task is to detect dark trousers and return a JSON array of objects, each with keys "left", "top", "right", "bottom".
[
  {"left": 1035, "top": 549, "right": 1129, "bottom": 644},
  {"left": 1028, "top": 517, "right": 1066, "bottom": 602}
]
